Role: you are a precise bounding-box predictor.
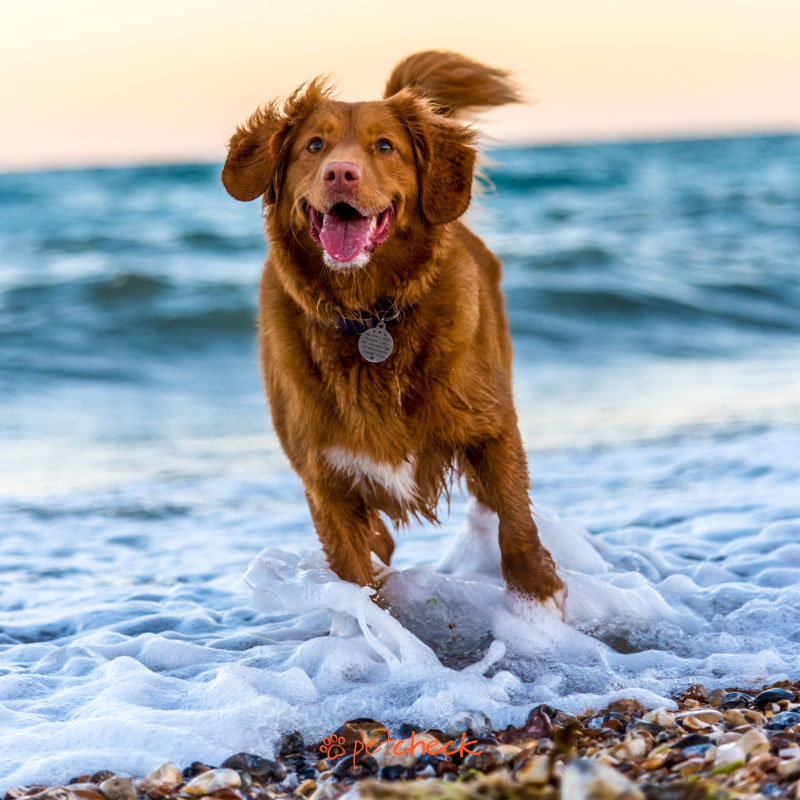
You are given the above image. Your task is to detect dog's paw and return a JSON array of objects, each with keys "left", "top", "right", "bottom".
[{"left": 541, "top": 585, "right": 567, "bottom": 621}]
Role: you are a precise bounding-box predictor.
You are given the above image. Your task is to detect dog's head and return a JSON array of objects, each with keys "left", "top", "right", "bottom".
[{"left": 222, "top": 81, "right": 477, "bottom": 270}]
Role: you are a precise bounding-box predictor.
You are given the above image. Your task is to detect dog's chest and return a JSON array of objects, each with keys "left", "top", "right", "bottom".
[{"left": 324, "top": 446, "right": 418, "bottom": 506}]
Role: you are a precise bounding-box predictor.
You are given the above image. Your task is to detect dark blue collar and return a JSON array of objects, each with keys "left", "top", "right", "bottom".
[{"left": 335, "top": 299, "right": 410, "bottom": 335}]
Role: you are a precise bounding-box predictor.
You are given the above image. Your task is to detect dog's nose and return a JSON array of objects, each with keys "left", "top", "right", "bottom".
[{"left": 323, "top": 161, "right": 362, "bottom": 192}]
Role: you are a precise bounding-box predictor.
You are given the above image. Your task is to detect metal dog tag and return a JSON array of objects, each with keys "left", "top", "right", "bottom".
[{"left": 358, "top": 320, "right": 393, "bottom": 363}]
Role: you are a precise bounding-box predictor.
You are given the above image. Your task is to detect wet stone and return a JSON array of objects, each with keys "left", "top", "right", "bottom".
[
  {"left": 331, "top": 756, "right": 378, "bottom": 780},
  {"left": 560, "top": 758, "right": 645, "bottom": 800},
  {"left": 395, "top": 723, "right": 422, "bottom": 739},
  {"left": 445, "top": 711, "right": 492, "bottom": 739},
  {"left": 719, "top": 691, "right": 751, "bottom": 710},
  {"left": 63, "top": 788, "right": 103, "bottom": 800},
  {"left": 182, "top": 763, "right": 212, "bottom": 780},
  {"left": 500, "top": 707, "right": 553, "bottom": 743},
  {"left": 674, "top": 733, "right": 711, "bottom": 750},
  {"left": 87, "top": 776, "right": 114, "bottom": 789},
  {"left": 681, "top": 684, "right": 710, "bottom": 703},
  {"left": 627, "top": 720, "right": 664, "bottom": 737},
  {"left": 138, "top": 763, "right": 182, "bottom": 796},
  {"left": 708, "top": 688, "right": 727, "bottom": 707},
  {"left": 295, "top": 779, "right": 316, "bottom": 798},
  {"left": 220, "top": 754, "right": 286, "bottom": 782},
  {"left": 513, "top": 753, "right": 549, "bottom": 784},
  {"left": 182, "top": 768, "right": 241, "bottom": 796},
  {"left": 5, "top": 789, "right": 49, "bottom": 800},
  {"left": 97, "top": 778, "right": 136, "bottom": 800},
  {"left": 764, "top": 711, "right": 800, "bottom": 730},
  {"left": 378, "top": 765, "right": 406, "bottom": 782},
  {"left": 754, "top": 688, "right": 794, "bottom": 707},
  {"left": 333, "top": 719, "right": 388, "bottom": 750},
  {"left": 278, "top": 732, "right": 304, "bottom": 758},
  {"left": 463, "top": 745, "right": 503, "bottom": 773},
  {"left": 530, "top": 704, "right": 558, "bottom": 721}
]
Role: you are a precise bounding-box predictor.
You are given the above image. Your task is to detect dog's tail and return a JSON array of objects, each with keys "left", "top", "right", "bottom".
[{"left": 383, "top": 50, "right": 521, "bottom": 116}]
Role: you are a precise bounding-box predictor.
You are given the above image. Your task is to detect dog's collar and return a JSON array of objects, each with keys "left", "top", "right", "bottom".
[{"left": 335, "top": 298, "right": 412, "bottom": 335}]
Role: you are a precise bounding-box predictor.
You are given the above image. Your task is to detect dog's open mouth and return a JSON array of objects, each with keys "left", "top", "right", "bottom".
[{"left": 307, "top": 202, "right": 393, "bottom": 265}]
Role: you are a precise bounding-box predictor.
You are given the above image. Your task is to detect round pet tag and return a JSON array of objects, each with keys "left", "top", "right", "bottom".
[{"left": 358, "top": 320, "right": 394, "bottom": 363}]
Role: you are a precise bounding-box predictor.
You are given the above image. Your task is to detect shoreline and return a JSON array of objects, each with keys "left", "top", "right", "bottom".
[{"left": 7, "top": 681, "right": 800, "bottom": 800}]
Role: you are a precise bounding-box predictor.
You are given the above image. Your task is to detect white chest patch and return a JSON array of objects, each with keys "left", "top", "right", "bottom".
[{"left": 325, "top": 447, "right": 418, "bottom": 506}]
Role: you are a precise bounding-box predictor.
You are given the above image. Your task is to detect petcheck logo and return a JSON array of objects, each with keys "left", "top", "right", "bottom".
[{"left": 319, "top": 730, "right": 482, "bottom": 768}]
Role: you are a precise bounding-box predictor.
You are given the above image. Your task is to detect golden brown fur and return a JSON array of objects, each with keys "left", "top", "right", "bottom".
[{"left": 222, "top": 50, "right": 566, "bottom": 613}]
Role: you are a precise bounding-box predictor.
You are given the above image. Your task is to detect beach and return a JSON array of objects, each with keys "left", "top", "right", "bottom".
[{"left": 1, "top": 135, "right": 799, "bottom": 790}]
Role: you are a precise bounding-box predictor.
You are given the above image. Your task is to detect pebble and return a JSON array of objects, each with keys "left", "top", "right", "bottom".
[
  {"left": 722, "top": 709, "right": 747, "bottom": 727},
  {"left": 182, "top": 769, "right": 241, "bottom": 796},
  {"left": 708, "top": 688, "right": 727, "bottom": 707},
  {"left": 642, "top": 707, "right": 675, "bottom": 728},
  {"left": 719, "top": 691, "right": 751, "bottom": 710},
  {"left": 754, "top": 688, "right": 794, "bottom": 707},
  {"left": 97, "top": 778, "right": 136, "bottom": 800},
  {"left": 220, "top": 754, "right": 286, "bottom": 781},
  {"left": 612, "top": 737, "right": 648, "bottom": 761},
  {"left": 742, "top": 709, "right": 767, "bottom": 725},
  {"left": 711, "top": 742, "right": 746, "bottom": 774},
  {"left": 463, "top": 745, "right": 503, "bottom": 773},
  {"left": 333, "top": 718, "right": 388, "bottom": 750},
  {"left": 737, "top": 727, "right": 770, "bottom": 756},
  {"left": 560, "top": 758, "right": 644, "bottom": 800},
  {"left": 765, "top": 711, "right": 800, "bottom": 730},
  {"left": 513, "top": 753, "right": 549, "bottom": 784},
  {"left": 677, "top": 709, "right": 722, "bottom": 724},
  {"left": 331, "top": 756, "right": 378, "bottom": 780},
  {"left": 5, "top": 789, "right": 48, "bottom": 800},
  {"left": 378, "top": 765, "right": 406, "bottom": 781},
  {"left": 138, "top": 764, "right": 182, "bottom": 796},
  {"left": 278, "top": 731, "right": 304, "bottom": 757},
  {"left": 777, "top": 757, "right": 800, "bottom": 780},
  {"left": 445, "top": 710, "right": 492, "bottom": 739},
  {"left": 295, "top": 779, "right": 316, "bottom": 797}
]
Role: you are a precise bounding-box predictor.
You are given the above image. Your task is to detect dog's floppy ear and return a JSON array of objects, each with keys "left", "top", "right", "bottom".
[
  {"left": 388, "top": 89, "right": 477, "bottom": 225},
  {"left": 418, "top": 117, "right": 477, "bottom": 224},
  {"left": 222, "top": 78, "right": 332, "bottom": 204},
  {"left": 221, "top": 103, "right": 285, "bottom": 203}
]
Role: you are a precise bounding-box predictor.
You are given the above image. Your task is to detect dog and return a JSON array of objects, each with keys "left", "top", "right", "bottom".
[{"left": 222, "top": 50, "right": 566, "bottom": 617}]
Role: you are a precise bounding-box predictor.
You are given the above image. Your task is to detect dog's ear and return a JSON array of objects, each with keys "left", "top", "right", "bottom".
[
  {"left": 222, "top": 78, "right": 331, "bottom": 204},
  {"left": 387, "top": 89, "right": 477, "bottom": 225},
  {"left": 221, "top": 102, "right": 285, "bottom": 203},
  {"left": 419, "top": 117, "right": 477, "bottom": 224}
]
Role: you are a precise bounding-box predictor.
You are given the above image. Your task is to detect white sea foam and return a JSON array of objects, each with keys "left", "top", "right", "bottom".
[{"left": 0, "top": 426, "right": 798, "bottom": 789}]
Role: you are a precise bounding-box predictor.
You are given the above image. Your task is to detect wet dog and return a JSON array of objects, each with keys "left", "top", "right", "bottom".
[{"left": 222, "top": 51, "right": 566, "bottom": 616}]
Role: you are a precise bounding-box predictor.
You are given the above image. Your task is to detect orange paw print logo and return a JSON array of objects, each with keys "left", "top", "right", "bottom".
[{"left": 319, "top": 734, "right": 347, "bottom": 760}]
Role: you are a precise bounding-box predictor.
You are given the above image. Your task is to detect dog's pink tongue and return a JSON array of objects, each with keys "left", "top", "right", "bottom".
[{"left": 319, "top": 211, "right": 371, "bottom": 262}]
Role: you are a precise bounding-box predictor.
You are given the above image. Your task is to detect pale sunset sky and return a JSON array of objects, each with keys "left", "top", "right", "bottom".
[{"left": 1, "top": 0, "right": 798, "bottom": 170}]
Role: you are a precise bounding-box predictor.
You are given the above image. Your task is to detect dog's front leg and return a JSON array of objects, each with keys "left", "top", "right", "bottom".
[
  {"left": 305, "top": 480, "right": 376, "bottom": 588},
  {"left": 465, "top": 428, "right": 567, "bottom": 618}
]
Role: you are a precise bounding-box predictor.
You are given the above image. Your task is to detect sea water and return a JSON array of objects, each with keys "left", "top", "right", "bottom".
[{"left": 0, "top": 135, "right": 799, "bottom": 788}]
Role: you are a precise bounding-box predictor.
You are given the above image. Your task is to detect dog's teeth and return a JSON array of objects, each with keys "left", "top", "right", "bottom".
[{"left": 369, "top": 215, "right": 377, "bottom": 233}]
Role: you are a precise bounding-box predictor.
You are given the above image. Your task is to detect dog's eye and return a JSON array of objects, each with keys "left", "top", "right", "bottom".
[
  {"left": 308, "top": 138, "right": 323, "bottom": 154},
  {"left": 377, "top": 139, "right": 394, "bottom": 155}
]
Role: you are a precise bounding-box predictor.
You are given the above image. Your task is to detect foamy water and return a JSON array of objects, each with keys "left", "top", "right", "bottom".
[{"left": 1, "top": 422, "right": 798, "bottom": 788}]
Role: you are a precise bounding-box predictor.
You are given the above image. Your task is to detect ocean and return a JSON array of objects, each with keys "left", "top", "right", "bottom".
[{"left": 1, "top": 134, "right": 799, "bottom": 787}]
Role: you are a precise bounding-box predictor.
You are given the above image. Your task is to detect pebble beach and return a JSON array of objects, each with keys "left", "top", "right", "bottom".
[{"left": 8, "top": 682, "right": 800, "bottom": 800}]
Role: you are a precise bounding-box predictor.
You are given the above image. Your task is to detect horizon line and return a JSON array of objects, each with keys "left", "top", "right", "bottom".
[{"left": 2, "top": 128, "right": 798, "bottom": 177}]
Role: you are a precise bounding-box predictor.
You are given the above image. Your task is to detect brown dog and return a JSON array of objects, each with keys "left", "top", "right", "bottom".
[{"left": 222, "top": 51, "right": 566, "bottom": 616}]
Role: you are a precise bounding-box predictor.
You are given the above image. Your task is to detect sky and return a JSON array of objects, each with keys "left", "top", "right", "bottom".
[{"left": 1, "top": 0, "right": 799, "bottom": 170}]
